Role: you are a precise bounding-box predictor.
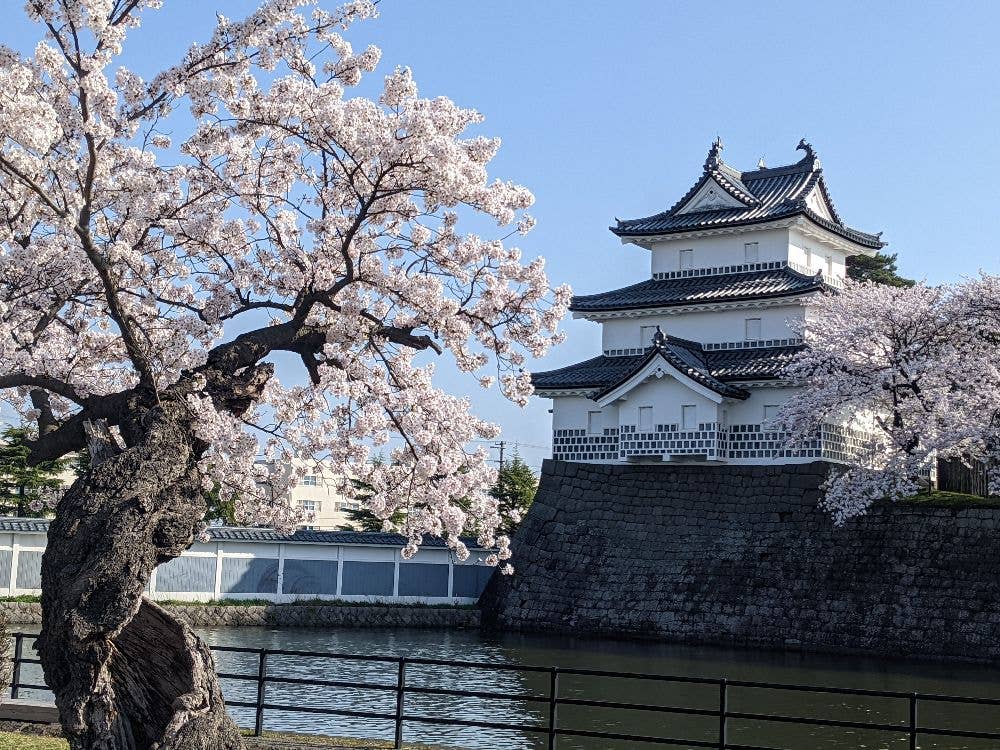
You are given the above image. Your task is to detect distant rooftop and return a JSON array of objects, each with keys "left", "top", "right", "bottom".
[{"left": 612, "top": 139, "right": 884, "bottom": 249}]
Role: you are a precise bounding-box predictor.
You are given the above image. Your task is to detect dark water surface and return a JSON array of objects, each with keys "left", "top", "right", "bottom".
[{"left": 14, "top": 626, "right": 1000, "bottom": 749}]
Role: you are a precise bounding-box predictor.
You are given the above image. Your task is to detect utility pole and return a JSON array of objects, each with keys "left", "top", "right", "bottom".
[{"left": 492, "top": 440, "right": 506, "bottom": 471}]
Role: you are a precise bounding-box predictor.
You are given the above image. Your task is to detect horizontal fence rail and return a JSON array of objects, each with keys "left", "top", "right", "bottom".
[{"left": 7, "top": 632, "right": 1000, "bottom": 749}]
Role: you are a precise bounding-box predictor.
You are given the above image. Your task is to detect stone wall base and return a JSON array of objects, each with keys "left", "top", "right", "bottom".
[{"left": 0, "top": 600, "right": 479, "bottom": 629}]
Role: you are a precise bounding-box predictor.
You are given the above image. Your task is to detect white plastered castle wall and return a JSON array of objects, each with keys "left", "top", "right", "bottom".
[
  {"left": 615, "top": 377, "right": 720, "bottom": 429},
  {"left": 599, "top": 305, "right": 805, "bottom": 351},
  {"left": 649, "top": 228, "right": 792, "bottom": 275},
  {"left": 788, "top": 226, "right": 848, "bottom": 278},
  {"left": 551, "top": 395, "right": 619, "bottom": 434}
]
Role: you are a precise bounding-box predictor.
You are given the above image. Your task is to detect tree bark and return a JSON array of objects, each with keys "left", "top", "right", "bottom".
[{"left": 37, "top": 405, "right": 245, "bottom": 750}]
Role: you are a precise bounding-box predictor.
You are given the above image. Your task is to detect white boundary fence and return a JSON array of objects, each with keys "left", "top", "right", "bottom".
[{"left": 0, "top": 520, "right": 494, "bottom": 605}]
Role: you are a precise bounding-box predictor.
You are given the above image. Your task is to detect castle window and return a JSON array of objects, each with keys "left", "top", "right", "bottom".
[
  {"left": 679, "top": 249, "right": 694, "bottom": 270},
  {"left": 744, "top": 242, "right": 759, "bottom": 263},
  {"left": 682, "top": 405, "right": 698, "bottom": 430},
  {"left": 640, "top": 325, "right": 658, "bottom": 347},
  {"left": 638, "top": 406, "right": 653, "bottom": 431},
  {"left": 744, "top": 318, "right": 762, "bottom": 340},
  {"left": 588, "top": 411, "right": 603, "bottom": 435}
]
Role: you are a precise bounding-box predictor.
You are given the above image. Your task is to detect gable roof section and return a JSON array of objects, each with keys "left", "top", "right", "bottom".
[
  {"left": 592, "top": 341, "right": 750, "bottom": 402},
  {"left": 570, "top": 265, "right": 826, "bottom": 314},
  {"left": 612, "top": 139, "right": 884, "bottom": 250},
  {"left": 532, "top": 343, "right": 803, "bottom": 396}
]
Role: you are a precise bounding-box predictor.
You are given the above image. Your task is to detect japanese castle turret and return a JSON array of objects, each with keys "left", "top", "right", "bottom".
[{"left": 533, "top": 139, "right": 883, "bottom": 464}]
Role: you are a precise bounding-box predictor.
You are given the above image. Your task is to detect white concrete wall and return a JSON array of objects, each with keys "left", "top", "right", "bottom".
[
  {"left": 601, "top": 305, "right": 805, "bottom": 351},
  {"left": 649, "top": 228, "right": 791, "bottom": 275},
  {"left": 0, "top": 533, "right": 492, "bottom": 605}
]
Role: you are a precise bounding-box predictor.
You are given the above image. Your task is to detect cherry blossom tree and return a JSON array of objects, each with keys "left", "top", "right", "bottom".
[
  {"left": 777, "top": 276, "right": 1000, "bottom": 523},
  {"left": 0, "top": 1, "right": 569, "bottom": 747}
]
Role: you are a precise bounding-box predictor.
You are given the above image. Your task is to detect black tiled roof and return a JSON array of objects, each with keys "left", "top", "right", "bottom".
[
  {"left": 612, "top": 140, "right": 884, "bottom": 249},
  {"left": 0, "top": 517, "right": 50, "bottom": 533},
  {"left": 209, "top": 527, "right": 481, "bottom": 548},
  {"left": 532, "top": 344, "right": 803, "bottom": 394},
  {"left": 0, "top": 518, "right": 482, "bottom": 549},
  {"left": 570, "top": 267, "right": 825, "bottom": 313},
  {"left": 593, "top": 344, "right": 749, "bottom": 400}
]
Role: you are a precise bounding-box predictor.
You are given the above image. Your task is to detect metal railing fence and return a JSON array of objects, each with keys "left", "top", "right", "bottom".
[{"left": 8, "top": 632, "right": 1000, "bottom": 749}]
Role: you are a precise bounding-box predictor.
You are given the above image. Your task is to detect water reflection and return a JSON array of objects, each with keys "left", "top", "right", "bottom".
[{"left": 12, "top": 626, "right": 1000, "bottom": 749}]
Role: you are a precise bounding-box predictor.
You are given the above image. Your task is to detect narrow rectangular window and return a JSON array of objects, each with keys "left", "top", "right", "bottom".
[
  {"left": 763, "top": 405, "right": 781, "bottom": 423},
  {"left": 640, "top": 325, "right": 658, "bottom": 347},
  {"left": 682, "top": 405, "right": 698, "bottom": 430},
  {"left": 825, "top": 255, "right": 834, "bottom": 277},
  {"left": 744, "top": 318, "right": 762, "bottom": 340},
  {"left": 638, "top": 406, "right": 653, "bottom": 431},
  {"left": 744, "top": 242, "right": 759, "bottom": 263},
  {"left": 679, "top": 248, "right": 694, "bottom": 270},
  {"left": 587, "top": 411, "right": 603, "bottom": 435}
]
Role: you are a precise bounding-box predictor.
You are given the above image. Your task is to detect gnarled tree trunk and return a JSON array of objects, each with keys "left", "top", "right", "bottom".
[{"left": 37, "top": 406, "right": 245, "bottom": 750}]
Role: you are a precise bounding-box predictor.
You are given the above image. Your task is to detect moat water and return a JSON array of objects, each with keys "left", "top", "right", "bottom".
[{"left": 13, "top": 626, "right": 1000, "bottom": 749}]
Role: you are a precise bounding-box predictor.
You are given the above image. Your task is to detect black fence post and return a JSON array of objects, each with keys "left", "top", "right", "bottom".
[
  {"left": 548, "top": 667, "right": 559, "bottom": 750},
  {"left": 909, "top": 693, "right": 918, "bottom": 750},
  {"left": 394, "top": 658, "right": 407, "bottom": 749},
  {"left": 10, "top": 633, "right": 23, "bottom": 700},
  {"left": 254, "top": 649, "right": 268, "bottom": 737},
  {"left": 718, "top": 679, "right": 727, "bottom": 750}
]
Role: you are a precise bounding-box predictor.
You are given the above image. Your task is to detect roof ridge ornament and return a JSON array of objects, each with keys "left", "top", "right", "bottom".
[
  {"left": 705, "top": 136, "right": 724, "bottom": 170},
  {"left": 796, "top": 138, "right": 821, "bottom": 169},
  {"left": 652, "top": 325, "right": 667, "bottom": 349}
]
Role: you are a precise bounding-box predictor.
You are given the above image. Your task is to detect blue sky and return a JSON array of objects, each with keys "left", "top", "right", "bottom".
[{"left": 6, "top": 1, "right": 1000, "bottom": 469}]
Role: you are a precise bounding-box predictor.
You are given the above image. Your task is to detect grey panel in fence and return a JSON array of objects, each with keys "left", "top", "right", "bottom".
[
  {"left": 221, "top": 557, "right": 279, "bottom": 594},
  {"left": 156, "top": 555, "right": 217, "bottom": 593},
  {"left": 282, "top": 559, "right": 339, "bottom": 595},
  {"left": 15, "top": 550, "right": 42, "bottom": 590},
  {"left": 397, "top": 562, "right": 449, "bottom": 597},
  {"left": 452, "top": 565, "right": 493, "bottom": 598},
  {"left": 341, "top": 561, "right": 394, "bottom": 595},
  {"left": 0, "top": 549, "right": 11, "bottom": 589}
]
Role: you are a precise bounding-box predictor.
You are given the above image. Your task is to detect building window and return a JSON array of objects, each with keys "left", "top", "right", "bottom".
[
  {"left": 638, "top": 406, "right": 653, "bottom": 431},
  {"left": 682, "top": 405, "right": 698, "bottom": 430},
  {"left": 744, "top": 318, "right": 762, "bottom": 340},
  {"left": 679, "top": 249, "right": 694, "bottom": 270},
  {"left": 763, "top": 405, "right": 781, "bottom": 423},
  {"left": 301, "top": 475, "right": 319, "bottom": 487},
  {"left": 744, "top": 242, "right": 759, "bottom": 263},
  {"left": 587, "top": 411, "right": 603, "bottom": 435},
  {"left": 302, "top": 499, "right": 320, "bottom": 513},
  {"left": 640, "top": 325, "right": 658, "bottom": 347}
]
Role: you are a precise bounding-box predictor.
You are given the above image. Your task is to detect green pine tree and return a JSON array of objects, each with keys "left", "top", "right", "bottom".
[
  {"left": 0, "top": 426, "right": 68, "bottom": 517},
  {"left": 846, "top": 252, "right": 914, "bottom": 288},
  {"left": 490, "top": 454, "right": 538, "bottom": 535},
  {"left": 339, "top": 454, "right": 405, "bottom": 532}
]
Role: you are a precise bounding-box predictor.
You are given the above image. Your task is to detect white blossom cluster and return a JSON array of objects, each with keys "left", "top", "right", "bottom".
[
  {"left": 0, "top": 1, "right": 571, "bottom": 563},
  {"left": 777, "top": 276, "right": 1000, "bottom": 522}
]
